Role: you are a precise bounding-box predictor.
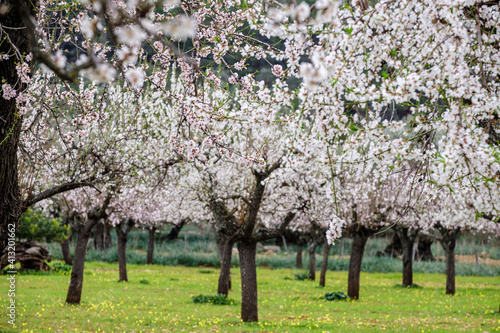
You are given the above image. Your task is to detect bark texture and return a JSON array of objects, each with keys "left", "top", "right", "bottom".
[
  {"left": 206, "top": 161, "right": 295, "bottom": 323},
  {"left": 164, "top": 220, "right": 186, "bottom": 241},
  {"left": 0, "top": 1, "right": 31, "bottom": 251},
  {"left": 347, "top": 229, "right": 372, "bottom": 300},
  {"left": 417, "top": 235, "right": 435, "bottom": 261},
  {"left": 439, "top": 228, "right": 460, "bottom": 295},
  {"left": 210, "top": 199, "right": 239, "bottom": 297},
  {"left": 319, "top": 242, "right": 331, "bottom": 287},
  {"left": 377, "top": 232, "right": 402, "bottom": 258},
  {"left": 116, "top": 218, "right": 134, "bottom": 282},
  {"left": 61, "top": 237, "right": 73, "bottom": 266},
  {"left": 238, "top": 240, "right": 258, "bottom": 322},
  {"left": 60, "top": 219, "right": 73, "bottom": 265},
  {"left": 216, "top": 233, "right": 234, "bottom": 296},
  {"left": 66, "top": 222, "right": 94, "bottom": 304},
  {"left": 116, "top": 231, "right": 128, "bottom": 282},
  {"left": 66, "top": 197, "right": 111, "bottom": 304}
]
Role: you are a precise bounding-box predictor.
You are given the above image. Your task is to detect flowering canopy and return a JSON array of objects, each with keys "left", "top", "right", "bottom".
[{"left": 2, "top": 0, "right": 498, "bottom": 239}]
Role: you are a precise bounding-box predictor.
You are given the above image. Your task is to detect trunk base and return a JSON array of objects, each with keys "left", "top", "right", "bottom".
[{"left": 237, "top": 240, "right": 258, "bottom": 322}]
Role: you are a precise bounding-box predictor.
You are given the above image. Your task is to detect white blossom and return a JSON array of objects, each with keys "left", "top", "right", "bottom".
[{"left": 125, "top": 68, "right": 145, "bottom": 89}]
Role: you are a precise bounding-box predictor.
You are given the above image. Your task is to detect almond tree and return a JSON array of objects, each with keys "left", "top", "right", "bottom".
[
  {"left": 110, "top": 164, "right": 202, "bottom": 280},
  {"left": 183, "top": 109, "right": 307, "bottom": 321},
  {"left": 285, "top": 161, "right": 336, "bottom": 286},
  {"left": 423, "top": 187, "right": 500, "bottom": 295},
  {"left": 60, "top": 188, "right": 114, "bottom": 304},
  {"left": 189, "top": 159, "right": 300, "bottom": 321},
  {"left": 325, "top": 157, "right": 392, "bottom": 300},
  {"left": 32, "top": 80, "right": 176, "bottom": 303},
  {"left": 383, "top": 172, "right": 436, "bottom": 287}
]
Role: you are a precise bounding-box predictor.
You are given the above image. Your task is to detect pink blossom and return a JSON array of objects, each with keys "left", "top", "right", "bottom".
[
  {"left": 2, "top": 84, "right": 16, "bottom": 100},
  {"left": 272, "top": 64, "right": 284, "bottom": 77},
  {"left": 16, "top": 62, "right": 31, "bottom": 84}
]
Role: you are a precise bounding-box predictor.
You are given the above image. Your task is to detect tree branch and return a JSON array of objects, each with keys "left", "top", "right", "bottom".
[
  {"left": 254, "top": 210, "right": 297, "bottom": 242},
  {"left": 23, "top": 181, "right": 94, "bottom": 209}
]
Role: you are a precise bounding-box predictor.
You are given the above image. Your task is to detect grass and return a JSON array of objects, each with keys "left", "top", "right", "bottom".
[{"left": 0, "top": 261, "right": 499, "bottom": 332}]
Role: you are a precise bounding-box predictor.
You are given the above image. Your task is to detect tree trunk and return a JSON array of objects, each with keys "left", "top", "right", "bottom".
[
  {"left": 61, "top": 236, "right": 73, "bottom": 265},
  {"left": 440, "top": 229, "right": 459, "bottom": 295},
  {"left": 66, "top": 199, "right": 110, "bottom": 304},
  {"left": 307, "top": 239, "right": 318, "bottom": 281},
  {"left": 147, "top": 227, "right": 156, "bottom": 265},
  {"left": 319, "top": 243, "right": 331, "bottom": 287},
  {"left": 66, "top": 228, "right": 92, "bottom": 304},
  {"left": 401, "top": 238, "right": 414, "bottom": 286},
  {"left": 165, "top": 220, "right": 186, "bottom": 241},
  {"left": 444, "top": 243, "right": 456, "bottom": 295},
  {"left": 94, "top": 222, "right": 112, "bottom": 251},
  {"left": 417, "top": 235, "right": 435, "bottom": 261},
  {"left": 94, "top": 223, "right": 104, "bottom": 251},
  {"left": 237, "top": 240, "right": 258, "bottom": 322},
  {"left": 116, "top": 228, "right": 128, "bottom": 282},
  {"left": 377, "top": 232, "right": 402, "bottom": 258},
  {"left": 0, "top": 1, "right": 31, "bottom": 251},
  {"left": 296, "top": 244, "right": 303, "bottom": 269},
  {"left": 347, "top": 232, "right": 368, "bottom": 300},
  {"left": 216, "top": 233, "right": 233, "bottom": 296},
  {"left": 396, "top": 227, "right": 417, "bottom": 286}
]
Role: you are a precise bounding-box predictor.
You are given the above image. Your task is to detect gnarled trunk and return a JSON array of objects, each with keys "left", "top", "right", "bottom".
[
  {"left": 440, "top": 229, "right": 459, "bottom": 295},
  {"left": 347, "top": 232, "right": 369, "bottom": 300},
  {"left": 147, "top": 227, "right": 155, "bottom": 265},
  {"left": 66, "top": 226, "right": 93, "bottom": 304},
  {"left": 319, "top": 243, "right": 331, "bottom": 287},
  {"left": 307, "top": 239, "right": 318, "bottom": 281},
  {"left": 0, "top": 1, "right": 31, "bottom": 251},
  {"left": 116, "top": 225, "right": 130, "bottom": 282},
  {"left": 60, "top": 236, "right": 73, "bottom": 266},
  {"left": 216, "top": 233, "right": 233, "bottom": 296},
  {"left": 237, "top": 239, "right": 258, "bottom": 322},
  {"left": 296, "top": 244, "right": 303, "bottom": 269}
]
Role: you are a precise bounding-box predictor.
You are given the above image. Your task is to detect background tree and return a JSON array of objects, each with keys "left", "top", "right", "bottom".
[
  {"left": 17, "top": 208, "right": 69, "bottom": 244},
  {"left": 64, "top": 188, "right": 113, "bottom": 304}
]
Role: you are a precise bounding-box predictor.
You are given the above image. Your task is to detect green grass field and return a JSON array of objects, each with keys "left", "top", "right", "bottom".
[{"left": 1, "top": 261, "right": 499, "bottom": 332}]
